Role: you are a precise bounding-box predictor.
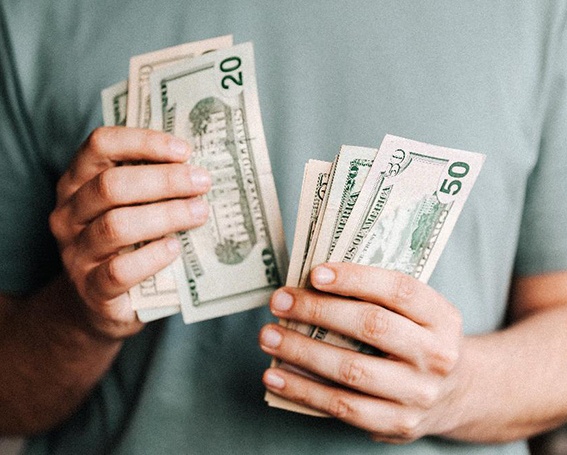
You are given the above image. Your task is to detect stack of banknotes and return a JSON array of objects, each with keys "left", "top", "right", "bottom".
[
  {"left": 266, "top": 134, "right": 485, "bottom": 415},
  {"left": 100, "top": 38, "right": 486, "bottom": 418},
  {"left": 101, "top": 36, "right": 288, "bottom": 324}
]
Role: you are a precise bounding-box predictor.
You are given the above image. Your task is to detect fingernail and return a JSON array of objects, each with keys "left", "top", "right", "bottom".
[
  {"left": 166, "top": 238, "right": 181, "bottom": 254},
  {"left": 191, "top": 167, "right": 211, "bottom": 190},
  {"left": 261, "top": 328, "right": 282, "bottom": 348},
  {"left": 272, "top": 290, "right": 293, "bottom": 312},
  {"left": 170, "top": 137, "right": 190, "bottom": 156},
  {"left": 312, "top": 265, "right": 336, "bottom": 285},
  {"left": 264, "top": 371, "right": 285, "bottom": 389},
  {"left": 190, "top": 198, "right": 209, "bottom": 219}
]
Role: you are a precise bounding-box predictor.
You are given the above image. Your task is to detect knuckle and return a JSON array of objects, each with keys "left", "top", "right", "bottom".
[
  {"left": 95, "top": 169, "right": 121, "bottom": 203},
  {"left": 149, "top": 241, "right": 167, "bottom": 265},
  {"left": 48, "top": 209, "right": 66, "bottom": 239},
  {"left": 167, "top": 199, "right": 190, "bottom": 228},
  {"left": 291, "top": 382, "right": 311, "bottom": 407},
  {"left": 413, "top": 383, "right": 439, "bottom": 410},
  {"left": 96, "top": 210, "right": 124, "bottom": 244},
  {"left": 390, "top": 272, "right": 416, "bottom": 306},
  {"left": 289, "top": 340, "right": 311, "bottom": 367},
  {"left": 104, "top": 256, "right": 129, "bottom": 289},
  {"left": 164, "top": 164, "right": 193, "bottom": 197},
  {"left": 361, "top": 307, "right": 390, "bottom": 342},
  {"left": 164, "top": 165, "right": 184, "bottom": 194},
  {"left": 429, "top": 345, "right": 460, "bottom": 376},
  {"left": 392, "top": 412, "right": 421, "bottom": 441},
  {"left": 86, "top": 127, "right": 110, "bottom": 152},
  {"left": 176, "top": 164, "right": 193, "bottom": 190},
  {"left": 160, "top": 167, "right": 183, "bottom": 194},
  {"left": 338, "top": 356, "right": 367, "bottom": 388},
  {"left": 141, "top": 128, "right": 163, "bottom": 152},
  {"left": 326, "top": 392, "right": 355, "bottom": 419},
  {"left": 305, "top": 293, "right": 326, "bottom": 322},
  {"left": 167, "top": 198, "right": 206, "bottom": 231}
]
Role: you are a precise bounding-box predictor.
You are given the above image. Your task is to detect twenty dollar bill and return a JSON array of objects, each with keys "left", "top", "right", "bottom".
[{"left": 149, "top": 42, "right": 288, "bottom": 323}]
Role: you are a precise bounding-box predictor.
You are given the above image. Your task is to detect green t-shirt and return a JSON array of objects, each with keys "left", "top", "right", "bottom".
[{"left": 1, "top": 1, "right": 566, "bottom": 454}]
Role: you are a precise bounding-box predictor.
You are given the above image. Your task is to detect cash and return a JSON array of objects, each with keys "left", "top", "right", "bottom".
[
  {"left": 126, "top": 35, "right": 234, "bottom": 129},
  {"left": 298, "top": 146, "right": 377, "bottom": 287},
  {"left": 101, "top": 37, "right": 288, "bottom": 323},
  {"left": 100, "top": 38, "right": 485, "bottom": 416},
  {"left": 266, "top": 134, "right": 485, "bottom": 415},
  {"left": 101, "top": 80, "right": 127, "bottom": 127},
  {"left": 149, "top": 42, "right": 288, "bottom": 323}
]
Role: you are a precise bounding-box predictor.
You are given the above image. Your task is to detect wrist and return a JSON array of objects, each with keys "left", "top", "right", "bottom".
[
  {"left": 0, "top": 276, "right": 126, "bottom": 434},
  {"left": 428, "top": 337, "right": 478, "bottom": 442}
]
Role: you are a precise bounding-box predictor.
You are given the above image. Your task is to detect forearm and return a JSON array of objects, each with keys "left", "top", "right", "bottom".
[
  {"left": 0, "top": 275, "right": 123, "bottom": 436},
  {"left": 440, "top": 303, "right": 567, "bottom": 443},
  {"left": 0, "top": 128, "right": 204, "bottom": 436}
]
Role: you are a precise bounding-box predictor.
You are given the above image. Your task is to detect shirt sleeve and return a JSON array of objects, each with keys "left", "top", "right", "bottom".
[
  {"left": 0, "top": 6, "right": 61, "bottom": 294},
  {"left": 514, "top": 12, "right": 567, "bottom": 276}
]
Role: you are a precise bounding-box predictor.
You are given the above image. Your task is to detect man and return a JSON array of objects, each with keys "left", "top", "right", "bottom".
[{"left": 1, "top": 1, "right": 566, "bottom": 454}]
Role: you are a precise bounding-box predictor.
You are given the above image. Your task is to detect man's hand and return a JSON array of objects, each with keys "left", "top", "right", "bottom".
[
  {"left": 49, "top": 126, "right": 211, "bottom": 340},
  {"left": 259, "top": 262, "right": 464, "bottom": 444},
  {"left": 0, "top": 126, "right": 213, "bottom": 435}
]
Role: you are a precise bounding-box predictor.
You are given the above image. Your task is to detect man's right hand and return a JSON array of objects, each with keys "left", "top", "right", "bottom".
[{"left": 48, "top": 127, "right": 211, "bottom": 340}]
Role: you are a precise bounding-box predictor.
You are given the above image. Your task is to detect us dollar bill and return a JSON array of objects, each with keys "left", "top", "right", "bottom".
[
  {"left": 126, "top": 35, "right": 233, "bottom": 129},
  {"left": 269, "top": 146, "right": 380, "bottom": 415},
  {"left": 305, "top": 145, "right": 377, "bottom": 276},
  {"left": 268, "top": 146, "right": 393, "bottom": 416},
  {"left": 270, "top": 135, "right": 485, "bottom": 415},
  {"left": 315, "top": 135, "right": 485, "bottom": 351},
  {"left": 101, "top": 80, "right": 177, "bottom": 322},
  {"left": 331, "top": 135, "right": 485, "bottom": 277},
  {"left": 124, "top": 36, "right": 233, "bottom": 321},
  {"left": 295, "top": 157, "right": 338, "bottom": 288},
  {"left": 266, "top": 159, "right": 332, "bottom": 413},
  {"left": 149, "top": 42, "right": 288, "bottom": 324},
  {"left": 286, "top": 160, "right": 333, "bottom": 288},
  {"left": 101, "top": 80, "right": 128, "bottom": 127}
]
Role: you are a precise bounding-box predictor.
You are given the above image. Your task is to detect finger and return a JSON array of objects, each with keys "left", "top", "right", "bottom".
[
  {"left": 58, "top": 127, "right": 191, "bottom": 202},
  {"left": 85, "top": 237, "right": 182, "bottom": 302},
  {"left": 67, "top": 163, "right": 211, "bottom": 224},
  {"left": 74, "top": 290, "right": 147, "bottom": 342},
  {"left": 259, "top": 324, "right": 425, "bottom": 404},
  {"left": 80, "top": 197, "right": 209, "bottom": 258},
  {"left": 270, "top": 288, "right": 436, "bottom": 366},
  {"left": 262, "top": 367, "right": 421, "bottom": 440},
  {"left": 310, "top": 263, "right": 454, "bottom": 327}
]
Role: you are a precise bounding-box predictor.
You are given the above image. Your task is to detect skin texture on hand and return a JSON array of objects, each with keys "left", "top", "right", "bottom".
[
  {"left": 48, "top": 126, "right": 211, "bottom": 340},
  {"left": 260, "top": 263, "right": 567, "bottom": 444},
  {"left": 0, "top": 126, "right": 211, "bottom": 435},
  {"left": 260, "top": 263, "right": 463, "bottom": 444}
]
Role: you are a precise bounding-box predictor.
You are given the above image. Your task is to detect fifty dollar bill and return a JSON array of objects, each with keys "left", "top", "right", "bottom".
[{"left": 268, "top": 135, "right": 485, "bottom": 415}]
